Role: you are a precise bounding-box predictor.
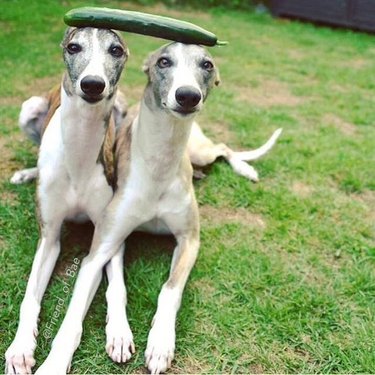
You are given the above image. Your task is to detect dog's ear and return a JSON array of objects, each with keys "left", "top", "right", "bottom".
[
  {"left": 142, "top": 43, "right": 171, "bottom": 79},
  {"left": 111, "top": 29, "right": 130, "bottom": 58},
  {"left": 214, "top": 65, "right": 221, "bottom": 86},
  {"left": 60, "top": 27, "right": 76, "bottom": 48},
  {"left": 142, "top": 53, "right": 153, "bottom": 78}
]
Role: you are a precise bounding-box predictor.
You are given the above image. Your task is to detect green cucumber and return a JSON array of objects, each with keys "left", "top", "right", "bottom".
[{"left": 64, "top": 7, "right": 227, "bottom": 47}]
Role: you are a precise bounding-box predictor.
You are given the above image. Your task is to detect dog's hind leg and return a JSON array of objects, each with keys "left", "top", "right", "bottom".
[
  {"left": 5, "top": 219, "right": 63, "bottom": 375},
  {"left": 105, "top": 244, "right": 135, "bottom": 363},
  {"left": 10, "top": 167, "right": 38, "bottom": 185},
  {"left": 19, "top": 96, "right": 48, "bottom": 146},
  {"left": 188, "top": 123, "right": 282, "bottom": 182},
  {"left": 10, "top": 96, "right": 47, "bottom": 185},
  {"left": 187, "top": 122, "right": 260, "bottom": 181}
]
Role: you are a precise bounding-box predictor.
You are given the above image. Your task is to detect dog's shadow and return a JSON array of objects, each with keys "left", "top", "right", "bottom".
[{"left": 59, "top": 221, "right": 176, "bottom": 271}]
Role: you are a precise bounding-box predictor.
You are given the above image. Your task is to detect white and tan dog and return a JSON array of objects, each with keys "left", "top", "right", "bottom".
[
  {"left": 32, "top": 42, "right": 281, "bottom": 375},
  {"left": 5, "top": 27, "right": 130, "bottom": 374}
]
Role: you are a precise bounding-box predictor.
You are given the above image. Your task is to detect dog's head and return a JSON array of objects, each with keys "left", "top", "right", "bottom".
[
  {"left": 61, "top": 27, "right": 128, "bottom": 104},
  {"left": 143, "top": 42, "right": 220, "bottom": 119}
]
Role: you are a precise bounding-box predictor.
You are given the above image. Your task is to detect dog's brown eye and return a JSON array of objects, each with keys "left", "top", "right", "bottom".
[
  {"left": 109, "top": 45, "right": 124, "bottom": 58},
  {"left": 202, "top": 60, "right": 214, "bottom": 71},
  {"left": 157, "top": 57, "right": 172, "bottom": 69},
  {"left": 67, "top": 43, "right": 82, "bottom": 54}
]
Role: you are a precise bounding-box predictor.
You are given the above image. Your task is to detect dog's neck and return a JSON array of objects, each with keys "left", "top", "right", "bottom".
[
  {"left": 133, "top": 91, "right": 194, "bottom": 180},
  {"left": 60, "top": 86, "right": 115, "bottom": 183}
]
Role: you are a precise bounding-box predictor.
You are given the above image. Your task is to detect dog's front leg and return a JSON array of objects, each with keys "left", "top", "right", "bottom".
[
  {"left": 105, "top": 244, "right": 135, "bottom": 363},
  {"left": 5, "top": 221, "right": 63, "bottom": 375},
  {"left": 34, "top": 239, "right": 123, "bottom": 375},
  {"left": 145, "top": 207, "right": 200, "bottom": 374}
]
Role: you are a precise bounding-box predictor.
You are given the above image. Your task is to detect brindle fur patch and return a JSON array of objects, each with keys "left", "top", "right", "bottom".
[
  {"left": 41, "top": 84, "right": 61, "bottom": 136},
  {"left": 114, "top": 106, "right": 136, "bottom": 188}
]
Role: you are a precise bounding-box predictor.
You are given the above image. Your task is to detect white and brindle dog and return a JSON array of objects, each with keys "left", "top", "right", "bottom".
[
  {"left": 6, "top": 29, "right": 282, "bottom": 374},
  {"left": 5, "top": 27, "right": 130, "bottom": 374}
]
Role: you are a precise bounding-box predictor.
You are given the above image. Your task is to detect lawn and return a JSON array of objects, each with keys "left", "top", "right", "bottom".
[{"left": 1, "top": 1, "right": 374, "bottom": 373}]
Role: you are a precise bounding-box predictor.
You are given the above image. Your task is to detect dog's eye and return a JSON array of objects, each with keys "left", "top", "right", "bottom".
[
  {"left": 67, "top": 43, "right": 82, "bottom": 54},
  {"left": 202, "top": 60, "right": 214, "bottom": 71},
  {"left": 109, "top": 45, "right": 124, "bottom": 58},
  {"left": 157, "top": 57, "right": 172, "bottom": 69}
]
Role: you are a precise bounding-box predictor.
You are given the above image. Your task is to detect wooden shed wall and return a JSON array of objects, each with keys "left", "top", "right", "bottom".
[{"left": 271, "top": 0, "right": 375, "bottom": 33}]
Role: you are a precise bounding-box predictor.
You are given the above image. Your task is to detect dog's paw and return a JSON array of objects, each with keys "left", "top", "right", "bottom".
[
  {"left": 145, "top": 324, "right": 175, "bottom": 374},
  {"left": 34, "top": 358, "right": 70, "bottom": 375},
  {"left": 5, "top": 339, "right": 36, "bottom": 374},
  {"left": 10, "top": 168, "right": 37, "bottom": 184},
  {"left": 231, "top": 159, "right": 259, "bottom": 182},
  {"left": 105, "top": 320, "right": 135, "bottom": 363}
]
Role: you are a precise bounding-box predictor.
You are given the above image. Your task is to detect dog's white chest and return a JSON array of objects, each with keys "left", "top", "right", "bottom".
[{"left": 38, "top": 108, "right": 113, "bottom": 223}]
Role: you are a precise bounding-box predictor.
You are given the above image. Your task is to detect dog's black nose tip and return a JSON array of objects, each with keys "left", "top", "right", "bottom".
[
  {"left": 175, "top": 86, "right": 202, "bottom": 109},
  {"left": 80, "top": 75, "right": 105, "bottom": 96}
]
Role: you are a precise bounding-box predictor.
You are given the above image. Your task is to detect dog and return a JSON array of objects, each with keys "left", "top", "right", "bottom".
[
  {"left": 5, "top": 27, "right": 129, "bottom": 374},
  {"left": 32, "top": 42, "right": 282, "bottom": 375}
]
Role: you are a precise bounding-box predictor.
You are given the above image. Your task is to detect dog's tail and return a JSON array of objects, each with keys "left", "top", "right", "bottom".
[
  {"left": 223, "top": 128, "right": 283, "bottom": 182},
  {"left": 233, "top": 128, "right": 283, "bottom": 162}
]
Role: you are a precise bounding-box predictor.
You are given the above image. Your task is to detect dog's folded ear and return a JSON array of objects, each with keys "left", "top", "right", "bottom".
[
  {"left": 61, "top": 27, "right": 77, "bottom": 48},
  {"left": 215, "top": 67, "right": 221, "bottom": 86},
  {"left": 111, "top": 29, "right": 129, "bottom": 57},
  {"left": 142, "top": 43, "right": 170, "bottom": 81},
  {"left": 142, "top": 53, "right": 153, "bottom": 78}
]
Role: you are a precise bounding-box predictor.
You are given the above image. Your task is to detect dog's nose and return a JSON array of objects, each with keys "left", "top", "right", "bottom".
[
  {"left": 80, "top": 75, "right": 105, "bottom": 96},
  {"left": 175, "top": 86, "right": 202, "bottom": 109}
]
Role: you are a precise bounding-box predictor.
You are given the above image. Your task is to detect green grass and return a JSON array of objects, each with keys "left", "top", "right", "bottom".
[{"left": 1, "top": 1, "right": 374, "bottom": 373}]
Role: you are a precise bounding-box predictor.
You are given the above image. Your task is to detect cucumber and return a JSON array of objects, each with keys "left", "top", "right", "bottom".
[{"left": 64, "top": 7, "right": 227, "bottom": 47}]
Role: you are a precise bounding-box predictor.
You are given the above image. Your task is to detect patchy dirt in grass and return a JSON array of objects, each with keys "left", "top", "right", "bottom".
[
  {"left": 0, "top": 96, "right": 24, "bottom": 106},
  {"left": 0, "top": 189, "right": 19, "bottom": 206},
  {"left": 199, "top": 205, "right": 266, "bottom": 229},
  {"left": 291, "top": 181, "right": 314, "bottom": 198},
  {"left": 287, "top": 49, "right": 307, "bottom": 61},
  {"left": 201, "top": 119, "right": 237, "bottom": 146},
  {"left": 351, "top": 190, "right": 375, "bottom": 205},
  {"left": 0, "top": 133, "right": 26, "bottom": 184},
  {"left": 350, "top": 190, "right": 375, "bottom": 224},
  {"left": 145, "top": 3, "right": 211, "bottom": 20},
  {"left": 248, "top": 364, "right": 266, "bottom": 374},
  {"left": 284, "top": 345, "right": 312, "bottom": 362},
  {"left": 341, "top": 57, "right": 369, "bottom": 70},
  {"left": 236, "top": 80, "right": 303, "bottom": 108},
  {"left": 190, "top": 278, "right": 216, "bottom": 296},
  {"left": 20, "top": 75, "right": 61, "bottom": 98},
  {"left": 324, "top": 114, "right": 357, "bottom": 136},
  {"left": 121, "top": 84, "right": 146, "bottom": 107},
  {"left": 173, "top": 356, "right": 212, "bottom": 374}
]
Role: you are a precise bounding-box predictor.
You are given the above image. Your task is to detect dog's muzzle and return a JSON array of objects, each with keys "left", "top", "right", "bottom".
[
  {"left": 80, "top": 75, "right": 106, "bottom": 103},
  {"left": 175, "top": 86, "right": 202, "bottom": 114}
]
